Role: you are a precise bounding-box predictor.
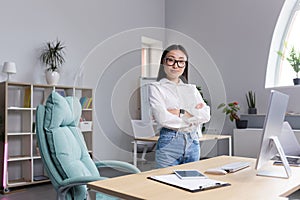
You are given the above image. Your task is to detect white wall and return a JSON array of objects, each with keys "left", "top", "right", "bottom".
[
  {"left": 164, "top": 0, "right": 300, "bottom": 135},
  {"left": 0, "top": 0, "right": 165, "bottom": 161}
]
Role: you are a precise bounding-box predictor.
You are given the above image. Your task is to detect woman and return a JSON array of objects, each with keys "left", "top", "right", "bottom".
[{"left": 149, "top": 44, "right": 210, "bottom": 168}]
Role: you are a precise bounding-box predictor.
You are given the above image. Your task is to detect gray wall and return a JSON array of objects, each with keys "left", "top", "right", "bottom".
[
  {"left": 0, "top": 0, "right": 164, "bottom": 84},
  {"left": 0, "top": 0, "right": 165, "bottom": 161}
]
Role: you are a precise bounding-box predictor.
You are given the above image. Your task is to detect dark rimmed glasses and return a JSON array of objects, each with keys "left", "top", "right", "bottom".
[{"left": 164, "top": 57, "right": 187, "bottom": 68}]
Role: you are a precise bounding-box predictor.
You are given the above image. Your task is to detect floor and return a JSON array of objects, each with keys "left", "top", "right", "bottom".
[{"left": 0, "top": 154, "right": 156, "bottom": 200}]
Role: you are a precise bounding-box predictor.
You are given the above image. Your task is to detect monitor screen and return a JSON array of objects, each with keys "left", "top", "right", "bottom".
[{"left": 255, "top": 90, "right": 290, "bottom": 178}]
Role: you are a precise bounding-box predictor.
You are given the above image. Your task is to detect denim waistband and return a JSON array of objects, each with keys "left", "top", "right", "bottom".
[
  {"left": 161, "top": 127, "right": 196, "bottom": 135},
  {"left": 161, "top": 127, "right": 177, "bottom": 134}
]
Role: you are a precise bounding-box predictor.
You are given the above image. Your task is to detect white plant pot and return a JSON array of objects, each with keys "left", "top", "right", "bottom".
[{"left": 45, "top": 71, "right": 60, "bottom": 85}]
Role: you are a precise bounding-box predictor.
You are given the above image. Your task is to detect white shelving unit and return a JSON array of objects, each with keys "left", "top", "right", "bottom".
[{"left": 0, "top": 81, "right": 93, "bottom": 193}]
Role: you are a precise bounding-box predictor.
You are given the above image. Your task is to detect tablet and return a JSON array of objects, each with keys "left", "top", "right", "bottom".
[{"left": 174, "top": 170, "right": 207, "bottom": 179}]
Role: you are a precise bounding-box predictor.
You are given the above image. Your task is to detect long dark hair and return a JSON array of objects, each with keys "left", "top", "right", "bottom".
[{"left": 156, "top": 44, "right": 188, "bottom": 83}]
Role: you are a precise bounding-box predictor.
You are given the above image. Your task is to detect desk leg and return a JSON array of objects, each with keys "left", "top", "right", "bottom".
[
  {"left": 134, "top": 141, "right": 137, "bottom": 167},
  {"left": 88, "top": 189, "right": 97, "bottom": 200},
  {"left": 228, "top": 137, "right": 232, "bottom": 156}
]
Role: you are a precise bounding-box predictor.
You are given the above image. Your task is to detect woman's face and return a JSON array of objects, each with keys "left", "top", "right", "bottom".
[{"left": 163, "top": 50, "right": 187, "bottom": 82}]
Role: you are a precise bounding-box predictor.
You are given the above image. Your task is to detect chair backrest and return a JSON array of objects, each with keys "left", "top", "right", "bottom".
[
  {"left": 36, "top": 91, "right": 99, "bottom": 199},
  {"left": 36, "top": 105, "right": 63, "bottom": 189},
  {"left": 131, "top": 120, "right": 156, "bottom": 139}
]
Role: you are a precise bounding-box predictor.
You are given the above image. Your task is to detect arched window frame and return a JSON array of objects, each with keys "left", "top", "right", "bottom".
[{"left": 266, "top": 0, "right": 299, "bottom": 88}]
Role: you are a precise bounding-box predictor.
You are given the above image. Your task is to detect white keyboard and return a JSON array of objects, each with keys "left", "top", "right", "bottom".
[{"left": 221, "top": 162, "right": 251, "bottom": 173}]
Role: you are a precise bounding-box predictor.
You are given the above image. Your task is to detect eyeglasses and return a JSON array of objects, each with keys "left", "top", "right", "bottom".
[{"left": 164, "top": 57, "right": 187, "bottom": 68}]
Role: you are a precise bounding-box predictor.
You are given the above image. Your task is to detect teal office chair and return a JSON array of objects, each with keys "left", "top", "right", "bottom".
[{"left": 36, "top": 91, "right": 140, "bottom": 200}]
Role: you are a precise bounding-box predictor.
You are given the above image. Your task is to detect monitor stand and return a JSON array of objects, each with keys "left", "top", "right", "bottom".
[{"left": 256, "top": 136, "right": 292, "bottom": 179}]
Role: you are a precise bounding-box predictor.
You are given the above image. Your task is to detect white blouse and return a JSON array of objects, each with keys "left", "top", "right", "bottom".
[{"left": 149, "top": 78, "right": 210, "bottom": 134}]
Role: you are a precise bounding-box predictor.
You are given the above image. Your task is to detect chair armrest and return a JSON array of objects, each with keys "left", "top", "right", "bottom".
[
  {"left": 57, "top": 176, "right": 105, "bottom": 200},
  {"left": 59, "top": 176, "right": 104, "bottom": 187},
  {"left": 94, "top": 160, "right": 141, "bottom": 174}
]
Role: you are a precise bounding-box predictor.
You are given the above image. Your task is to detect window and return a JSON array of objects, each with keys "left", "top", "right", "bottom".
[{"left": 266, "top": 0, "right": 299, "bottom": 87}]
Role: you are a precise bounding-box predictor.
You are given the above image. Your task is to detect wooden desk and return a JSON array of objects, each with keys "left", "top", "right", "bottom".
[
  {"left": 88, "top": 156, "right": 300, "bottom": 200},
  {"left": 133, "top": 134, "right": 232, "bottom": 166}
]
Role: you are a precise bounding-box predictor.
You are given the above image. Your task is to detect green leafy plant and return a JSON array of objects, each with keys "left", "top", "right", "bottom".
[
  {"left": 40, "top": 39, "right": 66, "bottom": 72},
  {"left": 246, "top": 91, "right": 256, "bottom": 108},
  {"left": 218, "top": 101, "right": 240, "bottom": 122},
  {"left": 278, "top": 45, "right": 300, "bottom": 78}
]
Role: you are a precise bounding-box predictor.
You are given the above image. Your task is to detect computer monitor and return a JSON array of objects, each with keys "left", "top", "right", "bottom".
[{"left": 255, "top": 90, "right": 291, "bottom": 178}]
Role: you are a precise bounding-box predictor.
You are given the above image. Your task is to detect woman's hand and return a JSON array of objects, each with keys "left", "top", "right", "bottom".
[
  {"left": 167, "top": 108, "right": 180, "bottom": 116},
  {"left": 167, "top": 108, "right": 193, "bottom": 118},
  {"left": 195, "top": 103, "right": 204, "bottom": 109},
  {"left": 167, "top": 103, "right": 204, "bottom": 117}
]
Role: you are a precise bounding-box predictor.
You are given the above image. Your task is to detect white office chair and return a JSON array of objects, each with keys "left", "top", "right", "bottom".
[{"left": 131, "top": 120, "right": 156, "bottom": 162}]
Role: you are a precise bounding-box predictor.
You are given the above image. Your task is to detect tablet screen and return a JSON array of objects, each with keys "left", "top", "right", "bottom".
[{"left": 174, "top": 170, "right": 207, "bottom": 179}]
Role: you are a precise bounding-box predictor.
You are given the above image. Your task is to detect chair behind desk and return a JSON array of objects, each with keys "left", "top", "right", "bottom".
[{"left": 131, "top": 120, "right": 156, "bottom": 161}]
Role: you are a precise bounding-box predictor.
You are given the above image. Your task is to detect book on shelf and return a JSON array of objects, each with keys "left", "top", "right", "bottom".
[
  {"left": 86, "top": 98, "right": 93, "bottom": 109},
  {"left": 80, "top": 96, "right": 88, "bottom": 108},
  {"left": 23, "top": 88, "right": 31, "bottom": 108},
  {"left": 80, "top": 97, "right": 92, "bottom": 109},
  {"left": 56, "top": 89, "right": 66, "bottom": 97},
  {"left": 32, "top": 122, "right": 36, "bottom": 133},
  {"left": 33, "top": 175, "right": 48, "bottom": 181}
]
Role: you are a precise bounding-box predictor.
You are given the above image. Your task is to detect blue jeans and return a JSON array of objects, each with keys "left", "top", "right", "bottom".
[{"left": 155, "top": 128, "right": 200, "bottom": 168}]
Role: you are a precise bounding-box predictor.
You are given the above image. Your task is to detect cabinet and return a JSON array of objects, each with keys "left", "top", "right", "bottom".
[
  {"left": 233, "top": 128, "right": 300, "bottom": 158},
  {"left": 0, "top": 82, "right": 93, "bottom": 192}
]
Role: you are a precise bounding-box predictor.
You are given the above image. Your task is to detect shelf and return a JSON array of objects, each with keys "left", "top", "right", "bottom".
[
  {"left": 8, "top": 179, "right": 31, "bottom": 187},
  {"left": 8, "top": 156, "right": 31, "bottom": 161},
  {"left": 241, "top": 114, "right": 300, "bottom": 129},
  {"left": 7, "top": 159, "right": 31, "bottom": 186},
  {"left": 266, "top": 84, "right": 300, "bottom": 89},
  {"left": 0, "top": 81, "right": 93, "bottom": 191},
  {"left": 33, "top": 175, "right": 48, "bottom": 181},
  {"left": 32, "top": 179, "right": 50, "bottom": 184},
  {"left": 7, "top": 107, "right": 32, "bottom": 111},
  {"left": 7, "top": 132, "right": 31, "bottom": 136}
]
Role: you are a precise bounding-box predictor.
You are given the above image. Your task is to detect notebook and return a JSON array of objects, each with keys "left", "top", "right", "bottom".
[{"left": 148, "top": 174, "right": 230, "bottom": 192}]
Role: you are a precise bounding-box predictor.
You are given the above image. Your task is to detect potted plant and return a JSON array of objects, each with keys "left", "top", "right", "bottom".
[
  {"left": 218, "top": 101, "right": 248, "bottom": 129},
  {"left": 40, "top": 39, "right": 66, "bottom": 85},
  {"left": 277, "top": 46, "right": 300, "bottom": 85},
  {"left": 246, "top": 90, "right": 257, "bottom": 114}
]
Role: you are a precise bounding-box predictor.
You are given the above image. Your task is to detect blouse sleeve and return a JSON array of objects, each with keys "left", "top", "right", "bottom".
[
  {"left": 148, "top": 83, "right": 190, "bottom": 129},
  {"left": 182, "top": 85, "right": 211, "bottom": 125}
]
